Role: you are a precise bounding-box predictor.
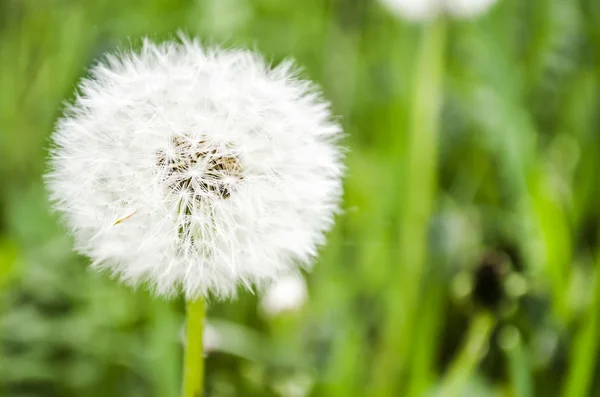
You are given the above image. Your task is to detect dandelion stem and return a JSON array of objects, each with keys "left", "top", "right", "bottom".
[
  {"left": 438, "top": 312, "right": 495, "bottom": 397},
  {"left": 398, "top": 15, "right": 446, "bottom": 326},
  {"left": 560, "top": 260, "right": 600, "bottom": 397},
  {"left": 371, "top": 16, "right": 447, "bottom": 396},
  {"left": 183, "top": 298, "right": 205, "bottom": 397}
]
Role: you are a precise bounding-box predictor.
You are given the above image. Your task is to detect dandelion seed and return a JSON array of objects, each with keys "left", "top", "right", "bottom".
[{"left": 113, "top": 210, "right": 137, "bottom": 226}]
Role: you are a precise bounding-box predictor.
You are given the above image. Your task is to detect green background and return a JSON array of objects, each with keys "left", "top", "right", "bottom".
[{"left": 2, "top": 0, "right": 600, "bottom": 396}]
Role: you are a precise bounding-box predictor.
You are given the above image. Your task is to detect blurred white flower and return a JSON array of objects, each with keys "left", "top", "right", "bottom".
[
  {"left": 380, "top": 0, "right": 440, "bottom": 21},
  {"left": 203, "top": 323, "right": 222, "bottom": 354},
  {"left": 260, "top": 275, "right": 308, "bottom": 317},
  {"left": 46, "top": 37, "right": 344, "bottom": 300},
  {"left": 380, "top": 0, "right": 499, "bottom": 21},
  {"left": 445, "top": 0, "right": 499, "bottom": 18},
  {"left": 179, "top": 321, "right": 221, "bottom": 355}
]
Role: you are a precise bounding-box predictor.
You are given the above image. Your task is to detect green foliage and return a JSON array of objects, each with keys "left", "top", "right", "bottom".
[{"left": 2, "top": 0, "right": 600, "bottom": 396}]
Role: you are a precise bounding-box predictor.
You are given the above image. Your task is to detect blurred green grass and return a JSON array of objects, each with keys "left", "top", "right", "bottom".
[{"left": 2, "top": 0, "right": 600, "bottom": 396}]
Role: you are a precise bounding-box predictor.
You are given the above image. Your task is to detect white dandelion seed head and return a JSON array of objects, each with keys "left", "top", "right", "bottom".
[
  {"left": 380, "top": 0, "right": 499, "bottom": 21},
  {"left": 380, "top": 0, "right": 441, "bottom": 22},
  {"left": 445, "top": 0, "right": 499, "bottom": 18},
  {"left": 46, "top": 37, "right": 344, "bottom": 300},
  {"left": 259, "top": 274, "right": 308, "bottom": 317}
]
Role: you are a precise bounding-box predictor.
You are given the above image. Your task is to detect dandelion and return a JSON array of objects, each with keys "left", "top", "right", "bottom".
[
  {"left": 380, "top": 0, "right": 499, "bottom": 21},
  {"left": 46, "top": 37, "right": 344, "bottom": 397},
  {"left": 46, "top": 38, "right": 343, "bottom": 300}
]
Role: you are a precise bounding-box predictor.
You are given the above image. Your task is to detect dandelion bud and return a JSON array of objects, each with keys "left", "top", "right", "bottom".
[{"left": 46, "top": 38, "right": 344, "bottom": 300}]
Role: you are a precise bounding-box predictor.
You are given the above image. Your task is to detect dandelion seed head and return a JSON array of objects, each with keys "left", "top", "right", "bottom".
[
  {"left": 380, "top": 0, "right": 499, "bottom": 21},
  {"left": 380, "top": 0, "right": 441, "bottom": 22},
  {"left": 46, "top": 37, "right": 344, "bottom": 300},
  {"left": 445, "top": 0, "right": 499, "bottom": 18}
]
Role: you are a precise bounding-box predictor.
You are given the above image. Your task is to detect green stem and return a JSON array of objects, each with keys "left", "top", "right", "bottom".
[
  {"left": 560, "top": 263, "right": 600, "bottom": 397},
  {"left": 438, "top": 312, "right": 495, "bottom": 397},
  {"left": 499, "top": 326, "right": 533, "bottom": 397},
  {"left": 370, "top": 16, "right": 447, "bottom": 396},
  {"left": 399, "top": 16, "right": 447, "bottom": 318},
  {"left": 183, "top": 299, "right": 205, "bottom": 397}
]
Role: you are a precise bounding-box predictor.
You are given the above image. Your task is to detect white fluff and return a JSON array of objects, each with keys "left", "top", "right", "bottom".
[
  {"left": 380, "top": 0, "right": 499, "bottom": 21},
  {"left": 259, "top": 275, "right": 308, "bottom": 317},
  {"left": 46, "top": 38, "right": 344, "bottom": 300}
]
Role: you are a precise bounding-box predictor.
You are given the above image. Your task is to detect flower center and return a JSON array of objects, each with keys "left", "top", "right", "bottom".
[{"left": 157, "top": 136, "right": 243, "bottom": 201}]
